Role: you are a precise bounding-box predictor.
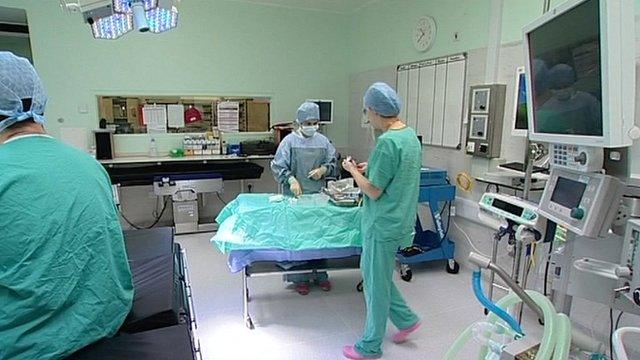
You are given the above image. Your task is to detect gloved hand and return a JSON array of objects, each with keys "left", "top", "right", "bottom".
[
  {"left": 342, "top": 158, "right": 357, "bottom": 174},
  {"left": 288, "top": 177, "right": 302, "bottom": 197},
  {"left": 308, "top": 165, "right": 328, "bottom": 180}
]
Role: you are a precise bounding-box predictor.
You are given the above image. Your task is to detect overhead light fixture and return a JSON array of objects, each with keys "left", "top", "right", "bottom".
[{"left": 60, "top": 0, "right": 180, "bottom": 40}]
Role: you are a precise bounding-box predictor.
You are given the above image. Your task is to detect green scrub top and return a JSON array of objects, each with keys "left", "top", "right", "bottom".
[
  {"left": 0, "top": 135, "right": 134, "bottom": 360},
  {"left": 362, "top": 127, "right": 421, "bottom": 248}
]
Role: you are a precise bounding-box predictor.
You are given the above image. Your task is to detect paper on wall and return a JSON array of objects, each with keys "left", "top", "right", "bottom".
[
  {"left": 217, "top": 101, "right": 240, "bottom": 133},
  {"left": 143, "top": 105, "right": 168, "bottom": 134},
  {"left": 167, "top": 104, "right": 185, "bottom": 128}
]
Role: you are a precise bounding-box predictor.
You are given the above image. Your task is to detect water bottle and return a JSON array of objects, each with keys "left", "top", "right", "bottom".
[{"left": 149, "top": 137, "right": 159, "bottom": 157}]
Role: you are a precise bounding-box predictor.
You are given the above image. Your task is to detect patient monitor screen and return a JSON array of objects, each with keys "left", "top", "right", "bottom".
[
  {"left": 551, "top": 177, "right": 587, "bottom": 209},
  {"left": 527, "top": 0, "right": 603, "bottom": 136}
]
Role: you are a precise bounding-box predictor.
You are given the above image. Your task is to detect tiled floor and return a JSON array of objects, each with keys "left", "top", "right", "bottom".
[{"left": 176, "top": 232, "right": 543, "bottom": 360}]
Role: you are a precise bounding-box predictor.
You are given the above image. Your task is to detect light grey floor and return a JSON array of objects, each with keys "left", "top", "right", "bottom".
[{"left": 176, "top": 232, "right": 543, "bottom": 360}]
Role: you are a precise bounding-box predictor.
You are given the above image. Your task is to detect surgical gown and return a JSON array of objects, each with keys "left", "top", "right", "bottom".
[
  {"left": 270, "top": 131, "right": 336, "bottom": 196},
  {"left": 355, "top": 127, "right": 421, "bottom": 357},
  {"left": 0, "top": 135, "right": 134, "bottom": 360}
]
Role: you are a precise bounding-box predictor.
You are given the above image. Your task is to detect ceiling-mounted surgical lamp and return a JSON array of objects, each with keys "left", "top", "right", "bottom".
[{"left": 60, "top": 0, "right": 180, "bottom": 40}]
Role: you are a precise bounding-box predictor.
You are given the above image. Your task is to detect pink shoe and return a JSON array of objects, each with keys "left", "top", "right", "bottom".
[
  {"left": 295, "top": 283, "right": 310, "bottom": 295},
  {"left": 319, "top": 280, "right": 332, "bottom": 292},
  {"left": 342, "top": 346, "right": 380, "bottom": 359},
  {"left": 392, "top": 321, "right": 421, "bottom": 344}
]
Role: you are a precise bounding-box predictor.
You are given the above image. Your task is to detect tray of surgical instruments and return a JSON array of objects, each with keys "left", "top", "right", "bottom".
[{"left": 324, "top": 179, "right": 362, "bottom": 207}]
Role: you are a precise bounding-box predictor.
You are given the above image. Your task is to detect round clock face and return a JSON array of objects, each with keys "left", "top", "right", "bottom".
[{"left": 413, "top": 16, "right": 436, "bottom": 52}]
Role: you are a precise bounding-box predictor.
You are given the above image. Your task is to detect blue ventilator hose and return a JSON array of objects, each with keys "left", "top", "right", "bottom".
[{"left": 472, "top": 270, "right": 524, "bottom": 336}]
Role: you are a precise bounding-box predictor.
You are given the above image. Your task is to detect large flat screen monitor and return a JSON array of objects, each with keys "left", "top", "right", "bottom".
[{"left": 523, "top": 0, "right": 635, "bottom": 147}]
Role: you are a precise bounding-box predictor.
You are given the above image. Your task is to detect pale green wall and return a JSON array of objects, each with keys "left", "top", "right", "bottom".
[
  {"left": 349, "top": 0, "right": 639, "bottom": 74},
  {"left": 0, "top": 0, "right": 350, "bottom": 153},
  {"left": 0, "top": 35, "right": 32, "bottom": 61},
  {"left": 348, "top": 0, "right": 491, "bottom": 73}
]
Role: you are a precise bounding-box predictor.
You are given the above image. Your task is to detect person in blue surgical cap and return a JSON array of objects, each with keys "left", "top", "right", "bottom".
[
  {"left": 0, "top": 52, "right": 133, "bottom": 359},
  {"left": 537, "top": 63, "right": 602, "bottom": 135},
  {"left": 341, "top": 82, "right": 421, "bottom": 359},
  {"left": 270, "top": 101, "right": 337, "bottom": 295}
]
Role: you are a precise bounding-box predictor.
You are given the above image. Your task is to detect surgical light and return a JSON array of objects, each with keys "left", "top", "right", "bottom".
[
  {"left": 91, "top": 13, "right": 133, "bottom": 40},
  {"left": 146, "top": 6, "right": 178, "bottom": 33},
  {"left": 61, "top": 0, "right": 180, "bottom": 40}
]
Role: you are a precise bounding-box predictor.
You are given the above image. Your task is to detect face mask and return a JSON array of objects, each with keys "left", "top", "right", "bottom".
[{"left": 301, "top": 125, "right": 318, "bottom": 137}]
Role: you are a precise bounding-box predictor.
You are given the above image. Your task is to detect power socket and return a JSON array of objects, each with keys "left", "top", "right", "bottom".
[{"left": 450, "top": 205, "right": 457, "bottom": 217}]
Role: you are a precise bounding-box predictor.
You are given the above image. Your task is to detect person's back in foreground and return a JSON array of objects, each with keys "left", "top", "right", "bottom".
[{"left": 0, "top": 51, "right": 133, "bottom": 360}]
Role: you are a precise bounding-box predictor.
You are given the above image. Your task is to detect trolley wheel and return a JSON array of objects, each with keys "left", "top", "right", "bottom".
[
  {"left": 245, "top": 317, "right": 255, "bottom": 330},
  {"left": 356, "top": 281, "right": 363, "bottom": 292},
  {"left": 400, "top": 268, "right": 413, "bottom": 282},
  {"left": 446, "top": 260, "right": 460, "bottom": 274},
  {"left": 484, "top": 308, "right": 489, "bottom": 316}
]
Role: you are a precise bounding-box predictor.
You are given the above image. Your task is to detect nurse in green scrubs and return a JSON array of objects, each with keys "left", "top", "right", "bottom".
[
  {"left": 0, "top": 52, "right": 133, "bottom": 360},
  {"left": 341, "top": 82, "right": 422, "bottom": 359}
]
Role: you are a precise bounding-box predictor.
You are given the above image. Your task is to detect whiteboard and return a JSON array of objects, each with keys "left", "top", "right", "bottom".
[
  {"left": 417, "top": 64, "right": 436, "bottom": 144},
  {"left": 406, "top": 66, "right": 420, "bottom": 130},
  {"left": 396, "top": 69, "right": 409, "bottom": 121},
  {"left": 431, "top": 62, "right": 448, "bottom": 146},
  {"left": 442, "top": 59, "right": 466, "bottom": 148},
  {"left": 396, "top": 54, "right": 466, "bottom": 149}
]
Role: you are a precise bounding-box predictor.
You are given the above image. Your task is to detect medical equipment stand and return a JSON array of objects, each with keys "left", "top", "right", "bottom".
[
  {"left": 396, "top": 168, "right": 459, "bottom": 281},
  {"left": 485, "top": 220, "right": 539, "bottom": 321}
]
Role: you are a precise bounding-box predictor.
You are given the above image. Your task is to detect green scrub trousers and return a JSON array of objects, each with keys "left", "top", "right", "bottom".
[{"left": 355, "top": 234, "right": 419, "bottom": 356}]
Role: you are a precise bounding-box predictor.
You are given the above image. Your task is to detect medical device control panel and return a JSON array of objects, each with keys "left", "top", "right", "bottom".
[
  {"left": 466, "top": 84, "right": 506, "bottom": 158},
  {"left": 479, "top": 193, "right": 541, "bottom": 229},
  {"left": 621, "top": 219, "right": 640, "bottom": 306},
  {"left": 550, "top": 144, "right": 604, "bottom": 172},
  {"left": 538, "top": 168, "right": 625, "bottom": 238}
]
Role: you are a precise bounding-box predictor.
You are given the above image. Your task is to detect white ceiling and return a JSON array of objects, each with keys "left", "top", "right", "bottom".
[
  {"left": 223, "top": 0, "right": 380, "bottom": 14},
  {"left": 0, "top": 6, "right": 27, "bottom": 25}
]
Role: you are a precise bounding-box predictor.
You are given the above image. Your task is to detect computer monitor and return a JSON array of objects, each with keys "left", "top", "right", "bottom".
[
  {"left": 512, "top": 67, "right": 528, "bottom": 137},
  {"left": 523, "top": 0, "right": 635, "bottom": 148},
  {"left": 307, "top": 99, "right": 333, "bottom": 124}
]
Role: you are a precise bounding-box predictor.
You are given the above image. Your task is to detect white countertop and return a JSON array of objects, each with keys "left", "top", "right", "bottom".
[{"left": 99, "top": 154, "right": 274, "bottom": 165}]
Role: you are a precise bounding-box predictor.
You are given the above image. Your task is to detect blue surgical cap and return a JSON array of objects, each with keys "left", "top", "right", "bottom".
[
  {"left": 0, "top": 52, "right": 47, "bottom": 133},
  {"left": 296, "top": 101, "right": 320, "bottom": 123},
  {"left": 363, "top": 82, "right": 401, "bottom": 117},
  {"left": 548, "top": 64, "right": 576, "bottom": 90},
  {"left": 532, "top": 59, "right": 549, "bottom": 92}
]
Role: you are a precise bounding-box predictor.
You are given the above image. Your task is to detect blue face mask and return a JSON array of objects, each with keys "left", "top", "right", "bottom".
[{"left": 301, "top": 125, "right": 318, "bottom": 137}]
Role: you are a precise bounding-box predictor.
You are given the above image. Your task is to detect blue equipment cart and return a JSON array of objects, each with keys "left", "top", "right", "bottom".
[{"left": 396, "top": 167, "right": 459, "bottom": 281}]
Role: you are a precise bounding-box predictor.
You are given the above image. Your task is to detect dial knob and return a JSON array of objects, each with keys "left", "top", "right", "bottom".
[{"left": 570, "top": 207, "right": 585, "bottom": 220}]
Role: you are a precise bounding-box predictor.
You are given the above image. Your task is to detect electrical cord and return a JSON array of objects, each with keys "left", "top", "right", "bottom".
[
  {"left": 120, "top": 196, "right": 170, "bottom": 230},
  {"left": 611, "top": 310, "right": 625, "bottom": 359},
  {"left": 615, "top": 311, "right": 624, "bottom": 330},
  {"left": 455, "top": 172, "right": 474, "bottom": 192},
  {"left": 452, "top": 218, "right": 485, "bottom": 256},
  {"left": 610, "top": 308, "right": 614, "bottom": 360},
  {"left": 215, "top": 192, "right": 228, "bottom": 206}
]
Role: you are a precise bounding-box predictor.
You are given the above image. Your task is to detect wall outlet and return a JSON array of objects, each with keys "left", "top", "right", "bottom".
[
  {"left": 450, "top": 205, "right": 457, "bottom": 217},
  {"left": 453, "top": 31, "right": 461, "bottom": 42}
]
